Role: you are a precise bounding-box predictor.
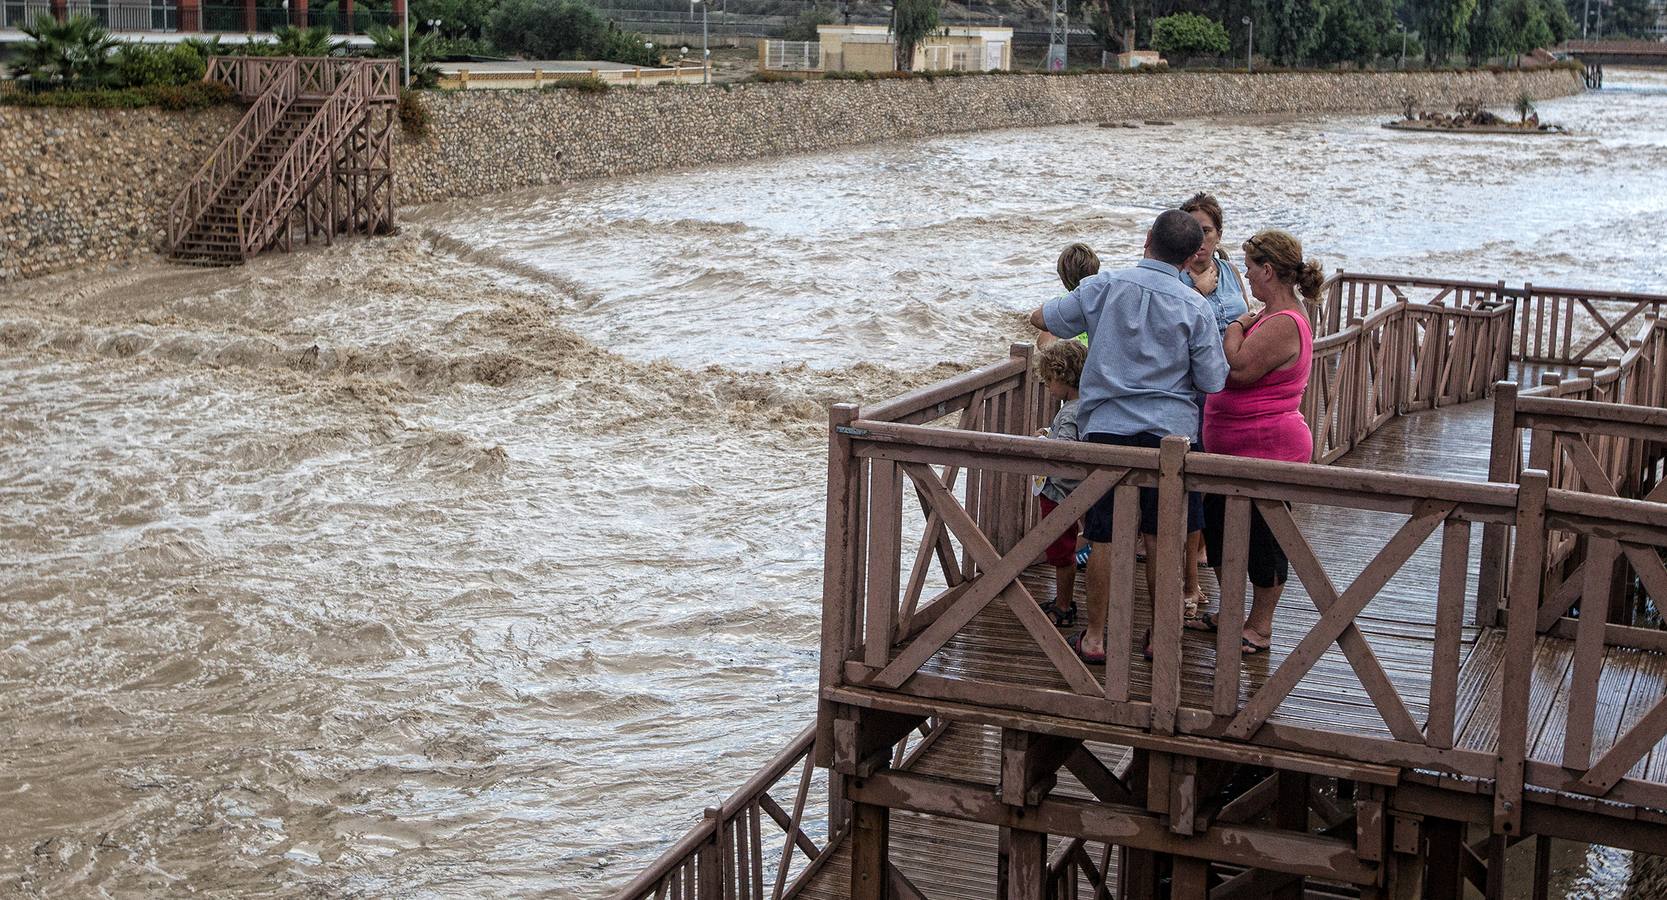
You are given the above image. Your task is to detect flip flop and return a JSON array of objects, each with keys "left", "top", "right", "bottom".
[
  {"left": 1067, "top": 631, "right": 1106, "bottom": 665},
  {"left": 1241, "top": 636, "right": 1269, "bottom": 655}
]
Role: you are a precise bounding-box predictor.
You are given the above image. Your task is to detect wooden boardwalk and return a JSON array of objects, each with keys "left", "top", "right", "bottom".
[
  {"left": 794, "top": 388, "right": 1667, "bottom": 898},
  {"left": 619, "top": 277, "right": 1667, "bottom": 900}
]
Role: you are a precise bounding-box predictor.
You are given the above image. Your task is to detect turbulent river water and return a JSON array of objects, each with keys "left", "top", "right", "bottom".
[{"left": 4, "top": 70, "right": 1667, "bottom": 898}]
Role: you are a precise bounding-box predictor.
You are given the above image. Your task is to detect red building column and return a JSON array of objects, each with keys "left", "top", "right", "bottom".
[
  {"left": 49, "top": 0, "right": 67, "bottom": 23},
  {"left": 342, "top": 0, "right": 353, "bottom": 32},
  {"left": 243, "top": 0, "right": 255, "bottom": 32},
  {"left": 294, "top": 0, "right": 307, "bottom": 28},
  {"left": 177, "top": 0, "right": 200, "bottom": 31},
  {"left": 390, "top": 0, "right": 405, "bottom": 36}
]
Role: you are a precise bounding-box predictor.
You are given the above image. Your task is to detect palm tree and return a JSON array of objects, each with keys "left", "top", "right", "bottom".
[
  {"left": 272, "top": 23, "right": 344, "bottom": 56},
  {"left": 12, "top": 14, "right": 117, "bottom": 88},
  {"left": 366, "top": 22, "right": 439, "bottom": 87}
]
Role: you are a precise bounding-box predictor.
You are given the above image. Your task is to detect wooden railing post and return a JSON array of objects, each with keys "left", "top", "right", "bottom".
[
  {"left": 1477, "top": 381, "right": 1519, "bottom": 625},
  {"left": 1150, "top": 435, "right": 1189, "bottom": 736},
  {"left": 817, "top": 403, "right": 861, "bottom": 770},
  {"left": 1496, "top": 468, "right": 1549, "bottom": 837},
  {"left": 699, "top": 807, "right": 723, "bottom": 896}
]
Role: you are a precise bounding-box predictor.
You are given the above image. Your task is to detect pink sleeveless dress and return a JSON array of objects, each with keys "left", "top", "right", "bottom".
[{"left": 1203, "top": 309, "right": 1314, "bottom": 464}]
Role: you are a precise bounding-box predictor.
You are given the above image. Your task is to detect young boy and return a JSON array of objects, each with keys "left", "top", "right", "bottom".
[
  {"left": 1037, "top": 243, "right": 1100, "bottom": 350},
  {"left": 1034, "top": 339, "right": 1088, "bottom": 627}
]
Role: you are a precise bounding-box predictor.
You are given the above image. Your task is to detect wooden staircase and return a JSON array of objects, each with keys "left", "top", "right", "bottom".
[{"left": 167, "top": 57, "right": 398, "bottom": 267}]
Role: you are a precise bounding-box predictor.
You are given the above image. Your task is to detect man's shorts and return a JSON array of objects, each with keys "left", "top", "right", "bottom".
[{"left": 1080, "top": 432, "right": 1205, "bottom": 542}]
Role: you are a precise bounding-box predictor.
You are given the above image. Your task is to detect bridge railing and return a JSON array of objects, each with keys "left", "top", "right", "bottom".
[
  {"left": 1305, "top": 298, "right": 1512, "bottom": 463},
  {"left": 614, "top": 718, "right": 947, "bottom": 900},
  {"left": 1500, "top": 472, "right": 1667, "bottom": 822},
  {"left": 1477, "top": 315, "right": 1666, "bottom": 621},
  {"left": 167, "top": 60, "right": 295, "bottom": 253},
  {"left": 1319, "top": 272, "right": 1666, "bottom": 370}
]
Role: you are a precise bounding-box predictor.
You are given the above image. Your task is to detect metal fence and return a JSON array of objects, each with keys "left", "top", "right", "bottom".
[
  {"left": 763, "top": 38, "right": 820, "bottom": 70},
  {"left": 1, "top": 1, "right": 396, "bottom": 33}
]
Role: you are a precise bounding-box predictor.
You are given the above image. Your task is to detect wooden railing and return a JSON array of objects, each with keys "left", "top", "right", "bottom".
[
  {"left": 1319, "top": 272, "right": 1667, "bottom": 369},
  {"left": 1045, "top": 837, "right": 1115, "bottom": 899},
  {"left": 615, "top": 719, "right": 947, "bottom": 900},
  {"left": 235, "top": 69, "right": 366, "bottom": 257},
  {"left": 820, "top": 385, "right": 1667, "bottom": 820},
  {"left": 206, "top": 55, "right": 397, "bottom": 102},
  {"left": 1478, "top": 315, "right": 1667, "bottom": 623},
  {"left": 1304, "top": 298, "right": 1512, "bottom": 463},
  {"left": 166, "top": 61, "right": 295, "bottom": 253}
]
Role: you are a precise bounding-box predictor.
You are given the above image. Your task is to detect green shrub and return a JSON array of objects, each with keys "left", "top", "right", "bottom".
[
  {"left": 542, "top": 75, "right": 609, "bottom": 92},
  {"left": 0, "top": 81, "right": 234, "bottom": 109},
  {"left": 110, "top": 42, "right": 207, "bottom": 88},
  {"left": 1150, "top": 13, "right": 1231, "bottom": 58}
]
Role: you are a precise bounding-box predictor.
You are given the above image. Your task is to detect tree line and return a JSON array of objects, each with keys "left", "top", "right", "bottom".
[{"left": 1091, "top": 0, "right": 1656, "bottom": 67}]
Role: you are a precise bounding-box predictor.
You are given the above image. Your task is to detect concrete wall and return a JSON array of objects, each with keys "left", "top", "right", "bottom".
[{"left": 1, "top": 67, "right": 1583, "bottom": 282}]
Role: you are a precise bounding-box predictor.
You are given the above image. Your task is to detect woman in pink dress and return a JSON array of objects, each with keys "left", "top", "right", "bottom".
[{"left": 1202, "top": 229, "right": 1322, "bottom": 655}]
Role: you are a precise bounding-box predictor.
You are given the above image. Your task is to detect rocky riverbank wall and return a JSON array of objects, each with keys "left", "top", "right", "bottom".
[{"left": 2, "top": 67, "right": 1582, "bottom": 282}]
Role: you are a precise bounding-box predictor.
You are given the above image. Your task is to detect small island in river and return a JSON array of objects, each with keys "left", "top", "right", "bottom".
[{"left": 1384, "top": 94, "right": 1567, "bottom": 134}]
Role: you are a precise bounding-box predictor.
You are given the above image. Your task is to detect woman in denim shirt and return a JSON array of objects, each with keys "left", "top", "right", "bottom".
[
  {"left": 1180, "top": 193, "right": 1249, "bottom": 613},
  {"left": 1179, "top": 193, "right": 1250, "bottom": 335}
]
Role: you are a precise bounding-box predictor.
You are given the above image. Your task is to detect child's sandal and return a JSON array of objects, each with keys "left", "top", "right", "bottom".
[{"left": 1040, "top": 599, "right": 1077, "bottom": 628}]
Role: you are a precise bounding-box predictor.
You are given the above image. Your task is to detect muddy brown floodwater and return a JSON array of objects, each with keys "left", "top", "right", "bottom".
[{"left": 3, "top": 71, "right": 1666, "bottom": 898}]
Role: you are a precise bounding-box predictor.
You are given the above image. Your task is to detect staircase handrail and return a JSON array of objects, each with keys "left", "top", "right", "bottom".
[
  {"left": 167, "top": 60, "right": 297, "bottom": 253},
  {"left": 235, "top": 63, "right": 367, "bottom": 258}
]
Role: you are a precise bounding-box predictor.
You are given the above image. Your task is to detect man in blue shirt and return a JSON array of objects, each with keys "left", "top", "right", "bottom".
[{"left": 1028, "top": 209, "right": 1229, "bottom": 664}]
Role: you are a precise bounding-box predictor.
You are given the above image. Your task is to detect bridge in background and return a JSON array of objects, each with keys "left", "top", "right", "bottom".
[{"left": 620, "top": 272, "right": 1667, "bottom": 899}]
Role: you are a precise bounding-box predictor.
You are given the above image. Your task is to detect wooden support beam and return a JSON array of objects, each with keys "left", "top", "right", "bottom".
[
  {"left": 1172, "top": 858, "right": 1210, "bottom": 900},
  {"left": 848, "top": 768, "right": 1379, "bottom": 885},
  {"left": 1170, "top": 755, "right": 1199, "bottom": 836},
  {"left": 1000, "top": 729, "right": 1077, "bottom": 807},
  {"left": 1004, "top": 827, "right": 1047, "bottom": 900},
  {"left": 851, "top": 803, "right": 889, "bottom": 900},
  {"left": 1119, "top": 844, "right": 1158, "bottom": 900},
  {"left": 1064, "top": 745, "right": 1136, "bottom": 805},
  {"left": 1273, "top": 772, "right": 1308, "bottom": 900},
  {"left": 1423, "top": 818, "right": 1464, "bottom": 900},
  {"left": 1356, "top": 785, "right": 1386, "bottom": 864},
  {"left": 833, "top": 706, "right": 925, "bottom": 778}
]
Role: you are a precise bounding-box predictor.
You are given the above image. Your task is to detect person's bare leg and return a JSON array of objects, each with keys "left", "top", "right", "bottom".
[
  {"left": 1081, "top": 539, "right": 1112, "bottom": 657},
  {"left": 1053, "top": 564, "right": 1076, "bottom": 614},
  {"left": 1140, "top": 533, "right": 1157, "bottom": 607},
  {"left": 1243, "top": 581, "right": 1285, "bottom": 649},
  {"left": 1184, "top": 529, "right": 1205, "bottom": 617}
]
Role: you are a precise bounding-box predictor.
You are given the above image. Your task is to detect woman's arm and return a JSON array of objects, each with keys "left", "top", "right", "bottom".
[{"left": 1222, "top": 313, "right": 1301, "bottom": 386}]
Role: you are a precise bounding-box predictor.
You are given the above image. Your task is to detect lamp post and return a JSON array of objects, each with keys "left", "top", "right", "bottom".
[
  {"left": 1242, "top": 15, "right": 1252, "bottom": 73},
  {"left": 402, "top": 0, "right": 410, "bottom": 87},
  {"left": 691, "top": 0, "right": 709, "bottom": 83},
  {"left": 1397, "top": 22, "right": 1405, "bottom": 69},
  {"left": 1582, "top": 0, "right": 1590, "bottom": 37}
]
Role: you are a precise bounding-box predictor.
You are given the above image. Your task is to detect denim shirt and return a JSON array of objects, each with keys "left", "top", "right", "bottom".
[
  {"left": 1183, "top": 256, "right": 1251, "bottom": 338},
  {"left": 1041, "top": 259, "right": 1228, "bottom": 442}
]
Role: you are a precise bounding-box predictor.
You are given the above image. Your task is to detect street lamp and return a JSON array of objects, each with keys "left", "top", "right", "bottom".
[
  {"left": 1242, "top": 16, "right": 1253, "bottom": 73},
  {"left": 690, "top": 0, "right": 709, "bottom": 84},
  {"left": 1397, "top": 22, "right": 1405, "bottom": 69},
  {"left": 402, "top": 0, "right": 410, "bottom": 87}
]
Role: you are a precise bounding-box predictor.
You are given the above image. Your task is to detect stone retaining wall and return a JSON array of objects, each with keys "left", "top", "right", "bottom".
[
  {"left": 395, "top": 68, "right": 1582, "bottom": 205},
  {"left": 0, "top": 106, "right": 240, "bottom": 281},
  {"left": 1, "top": 67, "right": 1582, "bottom": 282}
]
